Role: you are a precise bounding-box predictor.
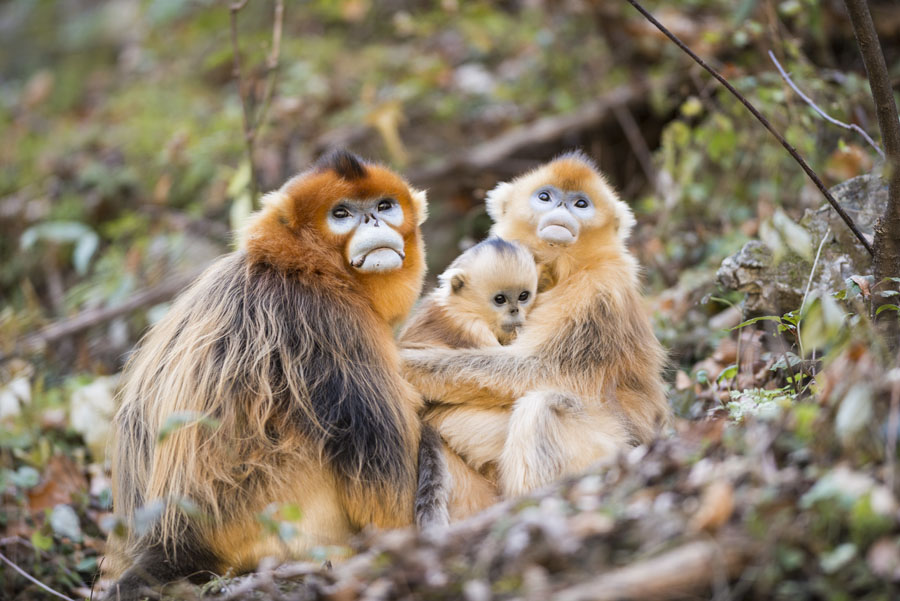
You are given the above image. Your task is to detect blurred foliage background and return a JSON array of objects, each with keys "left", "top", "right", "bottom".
[{"left": 1, "top": 0, "right": 899, "bottom": 599}]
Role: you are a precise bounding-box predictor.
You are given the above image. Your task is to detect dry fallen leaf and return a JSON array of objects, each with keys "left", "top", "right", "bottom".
[
  {"left": 850, "top": 275, "right": 871, "bottom": 299},
  {"left": 27, "top": 455, "right": 88, "bottom": 513},
  {"left": 689, "top": 480, "right": 735, "bottom": 532}
]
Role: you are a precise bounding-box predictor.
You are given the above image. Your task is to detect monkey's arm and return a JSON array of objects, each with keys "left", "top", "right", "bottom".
[{"left": 401, "top": 346, "right": 552, "bottom": 404}]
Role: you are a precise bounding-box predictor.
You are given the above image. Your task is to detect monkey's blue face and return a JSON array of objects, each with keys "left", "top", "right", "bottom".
[
  {"left": 529, "top": 186, "right": 596, "bottom": 245},
  {"left": 327, "top": 197, "right": 407, "bottom": 272}
]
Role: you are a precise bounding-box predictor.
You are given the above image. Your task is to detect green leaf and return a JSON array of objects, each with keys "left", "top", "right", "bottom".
[
  {"left": 50, "top": 504, "right": 83, "bottom": 542},
  {"left": 875, "top": 304, "right": 900, "bottom": 316},
  {"left": 835, "top": 384, "right": 873, "bottom": 441},
  {"left": 72, "top": 231, "right": 99, "bottom": 275},
  {"left": 134, "top": 499, "right": 166, "bottom": 537},
  {"left": 729, "top": 315, "right": 781, "bottom": 331},
  {"left": 31, "top": 530, "right": 53, "bottom": 551},
  {"left": 20, "top": 221, "right": 93, "bottom": 249},
  {"left": 878, "top": 290, "right": 899, "bottom": 297},
  {"left": 820, "top": 543, "right": 856, "bottom": 574},
  {"left": 717, "top": 364, "right": 738, "bottom": 384},
  {"left": 773, "top": 209, "right": 813, "bottom": 261},
  {"left": 10, "top": 466, "right": 40, "bottom": 489},
  {"left": 280, "top": 504, "right": 303, "bottom": 522},
  {"left": 158, "top": 411, "right": 220, "bottom": 442}
]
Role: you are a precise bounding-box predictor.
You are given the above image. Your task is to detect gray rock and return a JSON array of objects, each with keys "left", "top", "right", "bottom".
[{"left": 717, "top": 173, "right": 888, "bottom": 315}]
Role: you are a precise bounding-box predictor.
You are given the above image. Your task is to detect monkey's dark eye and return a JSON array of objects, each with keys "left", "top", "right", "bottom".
[
  {"left": 518, "top": 291, "right": 530, "bottom": 302},
  {"left": 332, "top": 207, "right": 351, "bottom": 219},
  {"left": 377, "top": 199, "right": 394, "bottom": 212},
  {"left": 574, "top": 198, "right": 589, "bottom": 208},
  {"left": 493, "top": 294, "right": 507, "bottom": 305},
  {"left": 538, "top": 191, "right": 551, "bottom": 202}
]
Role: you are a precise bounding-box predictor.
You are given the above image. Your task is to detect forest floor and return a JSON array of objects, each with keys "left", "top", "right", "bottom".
[{"left": 2, "top": 2, "right": 899, "bottom": 600}]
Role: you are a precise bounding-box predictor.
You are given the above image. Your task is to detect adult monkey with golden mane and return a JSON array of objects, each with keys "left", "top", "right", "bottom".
[
  {"left": 103, "top": 151, "right": 438, "bottom": 600},
  {"left": 402, "top": 151, "right": 670, "bottom": 514}
]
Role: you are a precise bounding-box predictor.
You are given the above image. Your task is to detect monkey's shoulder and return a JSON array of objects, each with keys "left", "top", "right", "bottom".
[{"left": 399, "top": 298, "right": 483, "bottom": 350}]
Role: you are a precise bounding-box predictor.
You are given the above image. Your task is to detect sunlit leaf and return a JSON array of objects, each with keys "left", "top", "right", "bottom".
[
  {"left": 158, "top": 411, "right": 220, "bottom": 442},
  {"left": 772, "top": 209, "right": 812, "bottom": 261},
  {"left": 835, "top": 384, "right": 873, "bottom": 442},
  {"left": 717, "top": 364, "right": 738, "bottom": 384},
  {"left": 875, "top": 304, "right": 900, "bottom": 316},
  {"left": 729, "top": 315, "right": 781, "bottom": 331}
]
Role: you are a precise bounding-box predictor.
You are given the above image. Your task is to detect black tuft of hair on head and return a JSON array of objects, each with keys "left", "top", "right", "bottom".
[
  {"left": 473, "top": 236, "right": 519, "bottom": 256},
  {"left": 316, "top": 149, "right": 367, "bottom": 180},
  {"left": 556, "top": 148, "right": 599, "bottom": 170}
]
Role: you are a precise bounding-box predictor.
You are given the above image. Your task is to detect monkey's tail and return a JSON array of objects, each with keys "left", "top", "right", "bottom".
[{"left": 415, "top": 424, "right": 451, "bottom": 531}]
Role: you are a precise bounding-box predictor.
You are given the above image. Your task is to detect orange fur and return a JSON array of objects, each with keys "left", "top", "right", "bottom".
[
  {"left": 402, "top": 152, "right": 669, "bottom": 513},
  {"left": 104, "top": 152, "right": 428, "bottom": 599}
]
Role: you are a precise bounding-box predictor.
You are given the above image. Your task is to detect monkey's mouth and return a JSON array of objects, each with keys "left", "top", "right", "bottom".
[
  {"left": 348, "top": 229, "right": 406, "bottom": 273},
  {"left": 351, "top": 247, "right": 405, "bottom": 272},
  {"left": 537, "top": 212, "right": 579, "bottom": 245},
  {"left": 501, "top": 320, "right": 523, "bottom": 332}
]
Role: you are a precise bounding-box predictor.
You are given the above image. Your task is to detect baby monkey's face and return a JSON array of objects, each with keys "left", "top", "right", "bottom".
[
  {"left": 485, "top": 283, "right": 533, "bottom": 341},
  {"left": 441, "top": 238, "right": 539, "bottom": 346}
]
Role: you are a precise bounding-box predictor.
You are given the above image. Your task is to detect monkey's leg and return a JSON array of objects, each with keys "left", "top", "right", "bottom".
[
  {"left": 430, "top": 405, "right": 510, "bottom": 471},
  {"left": 498, "top": 391, "right": 626, "bottom": 498},
  {"left": 103, "top": 526, "right": 220, "bottom": 601},
  {"left": 444, "top": 443, "right": 499, "bottom": 520}
]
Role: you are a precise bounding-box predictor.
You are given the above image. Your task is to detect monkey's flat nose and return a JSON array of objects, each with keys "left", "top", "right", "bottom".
[
  {"left": 365, "top": 213, "right": 380, "bottom": 226},
  {"left": 509, "top": 307, "right": 519, "bottom": 314}
]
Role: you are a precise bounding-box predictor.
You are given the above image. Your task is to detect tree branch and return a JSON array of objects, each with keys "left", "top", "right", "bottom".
[
  {"left": 624, "top": 0, "right": 874, "bottom": 257},
  {"left": 7, "top": 266, "right": 209, "bottom": 360},
  {"left": 768, "top": 50, "right": 884, "bottom": 160},
  {"left": 843, "top": 0, "right": 900, "bottom": 331},
  {"left": 229, "top": 1, "right": 257, "bottom": 198}
]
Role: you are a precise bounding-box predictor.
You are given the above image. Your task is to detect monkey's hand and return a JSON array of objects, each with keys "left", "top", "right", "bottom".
[{"left": 401, "top": 346, "right": 548, "bottom": 404}]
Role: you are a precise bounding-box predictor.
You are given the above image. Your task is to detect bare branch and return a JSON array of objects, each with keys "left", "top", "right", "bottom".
[
  {"left": 768, "top": 51, "right": 884, "bottom": 160},
  {"left": 843, "top": 0, "right": 900, "bottom": 334},
  {"left": 230, "top": 0, "right": 258, "bottom": 199},
  {"left": 624, "top": 0, "right": 874, "bottom": 257},
  {"left": 554, "top": 538, "right": 746, "bottom": 601},
  {"left": 7, "top": 266, "right": 209, "bottom": 360},
  {"left": 0, "top": 551, "right": 76, "bottom": 601}
]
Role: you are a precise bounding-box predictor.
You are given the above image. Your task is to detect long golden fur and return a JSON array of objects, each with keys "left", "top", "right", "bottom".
[
  {"left": 399, "top": 238, "right": 539, "bottom": 519},
  {"left": 104, "top": 151, "right": 429, "bottom": 598},
  {"left": 402, "top": 151, "right": 669, "bottom": 513}
]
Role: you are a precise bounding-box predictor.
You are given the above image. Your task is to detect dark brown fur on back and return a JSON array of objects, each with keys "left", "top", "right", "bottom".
[{"left": 400, "top": 302, "right": 482, "bottom": 350}]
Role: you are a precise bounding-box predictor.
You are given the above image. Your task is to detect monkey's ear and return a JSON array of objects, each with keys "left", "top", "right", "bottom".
[
  {"left": 439, "top": 268, "right": 466, "bottom": 293},
  {"left": 613, "top": 198, "right": 636, "bottom": 242},
  {"left": 410, "top": 188, "right": 429, "bottom": 225},
  {"left": 484, "top": 181, "right": 513, "bottom": 222}
]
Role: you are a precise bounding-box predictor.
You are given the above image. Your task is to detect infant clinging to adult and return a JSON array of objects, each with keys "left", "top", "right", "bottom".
[{"left": 399, "top": 237, "right": 539, "bottom": 350}]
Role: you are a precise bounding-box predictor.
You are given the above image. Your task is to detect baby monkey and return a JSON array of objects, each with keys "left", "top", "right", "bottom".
[
  {"left": 401, "top": 237, "right": 538, "bottom": 349},
  {"left": 401, "top": 237, "right": 539, "bottom": 517}
]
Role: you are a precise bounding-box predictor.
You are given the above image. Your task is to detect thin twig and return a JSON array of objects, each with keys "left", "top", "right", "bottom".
[
  {"left": 768, "top": 51, "right": 884, "bottom": 159},
  {"left": 0, "top": 551, "right": 76, "bottom": 601},
  {"left": 230, "top": 0, "right": 259, "bottom": 200},
  {"left": 612, "top": 103, "right": 662, "bottom": 197},
  {"left": 624, "top": 0, "right": 874, "bottom": 257},
  {"left": 253, "top": 0, "right": 284, "bottom": 136}
]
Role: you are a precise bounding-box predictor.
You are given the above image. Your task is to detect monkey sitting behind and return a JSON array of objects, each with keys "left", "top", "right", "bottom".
[{"left": 400, "top": 237, "right": 538, "bottom": 517}]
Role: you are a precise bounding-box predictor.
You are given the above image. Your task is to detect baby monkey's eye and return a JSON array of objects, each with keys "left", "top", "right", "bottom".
[
  {"left": 538, "top": 191, "right": 551, "bottom": 202},
  {"left": 493, "top": 294, "right": 507, "bottom": 305},
  {"left": 376, "top": 199, "right": 394, "bottom": 212},
  {"left": 518, "top": 291, "right": 530, "bottom": 302},
  {"left": 574, "top": 198, "right": 589, "bottom": 208},
  {"left": 332, "top": 207, "right": 350, "bottom": 219}
]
